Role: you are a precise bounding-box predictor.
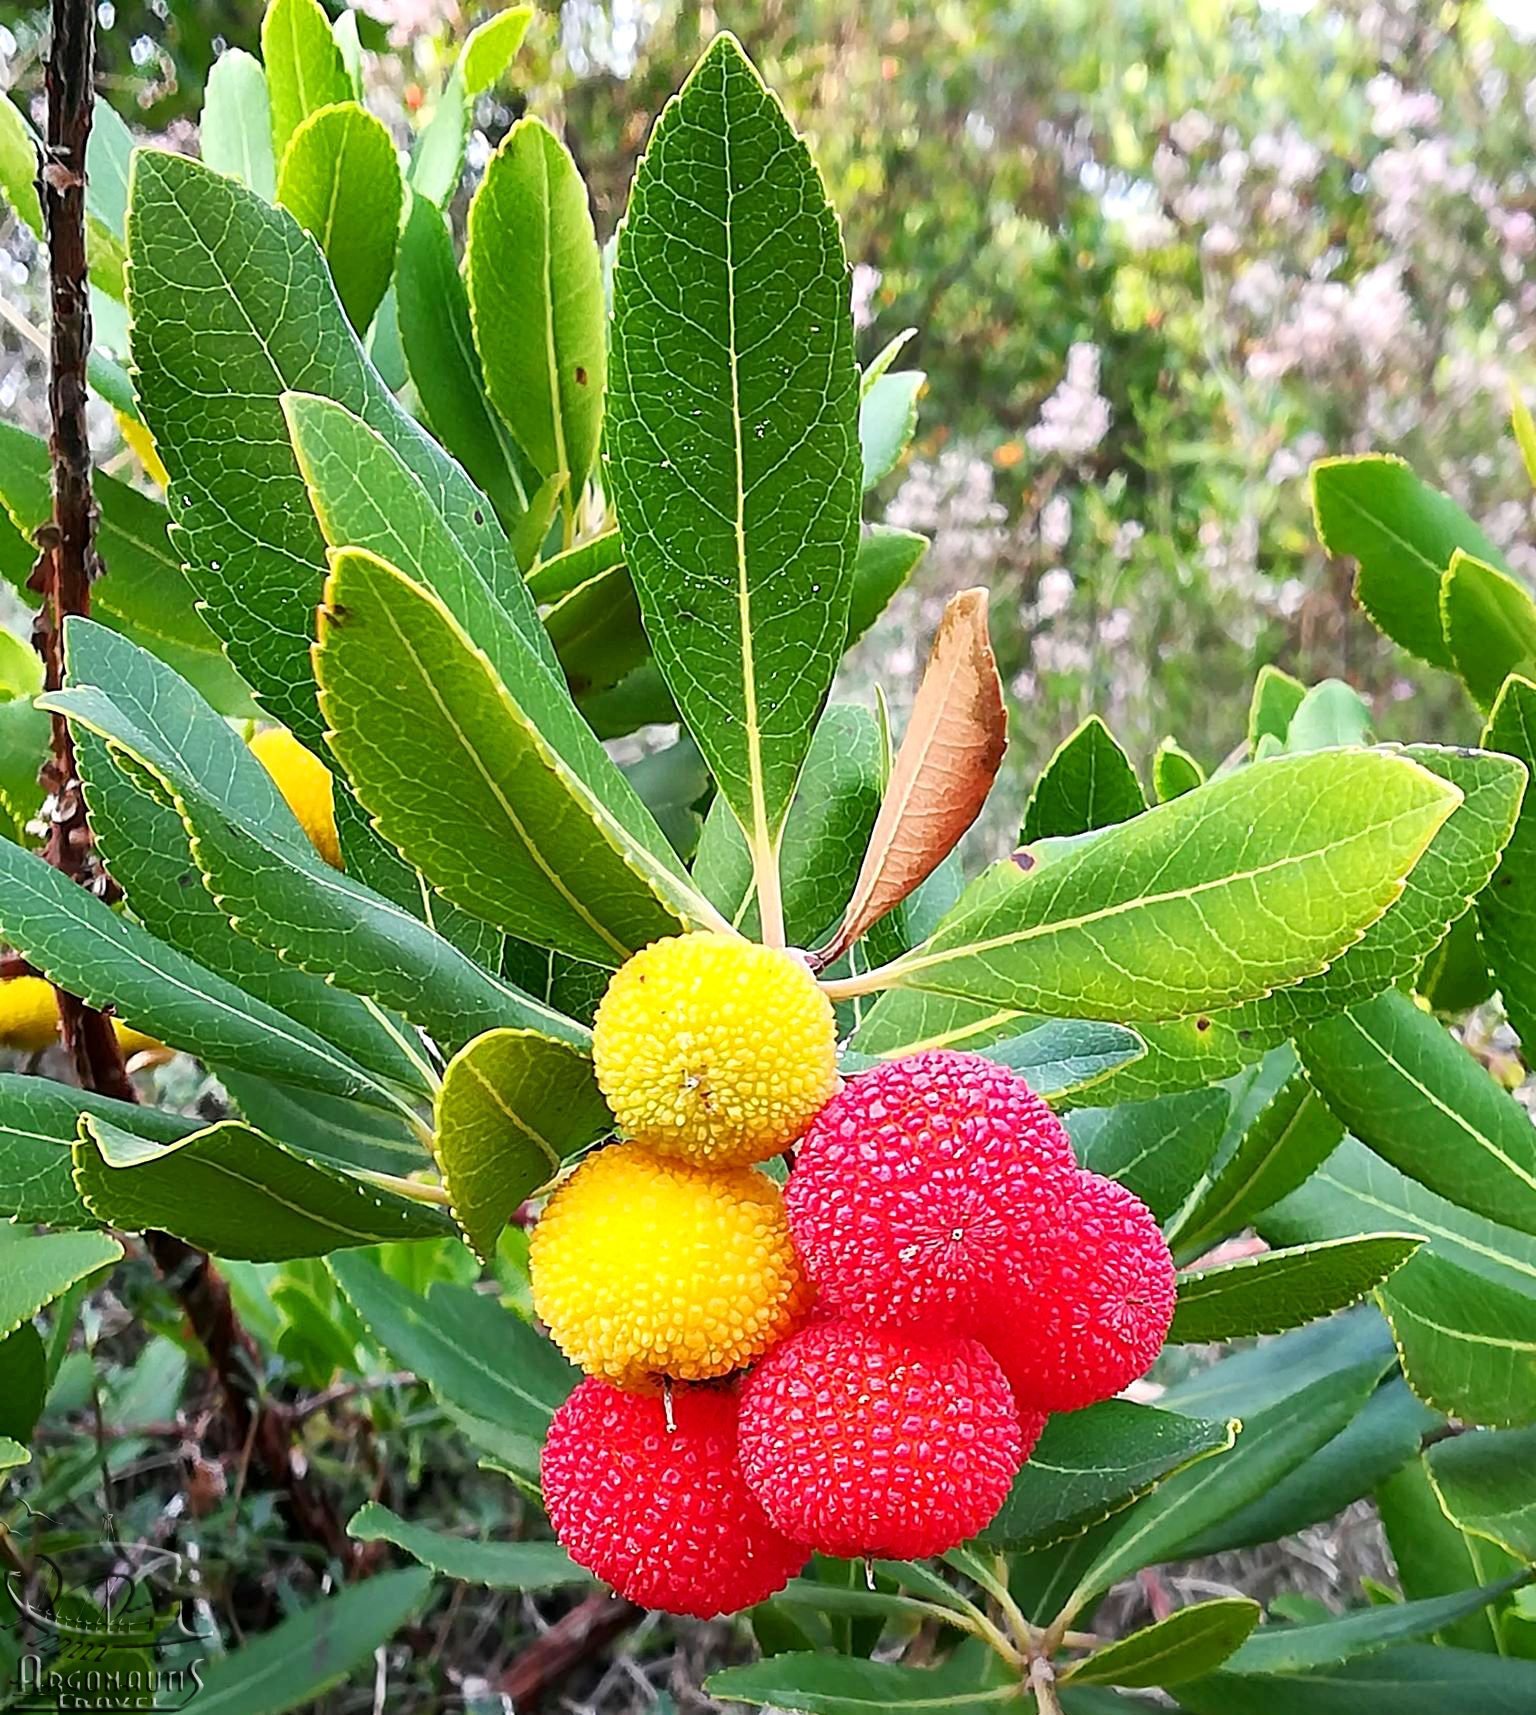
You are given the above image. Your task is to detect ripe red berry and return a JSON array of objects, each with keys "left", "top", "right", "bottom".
[
  {"left": 737, "top": 1317, "right": 1026, "bottom": 1559},
  {"left": 785, "top": 1050, "right": 1075, "bottom": 1331},
  {"left": 981, "top": 1170, "right": 1176, "bottom": 1413},
  {"left": 542, "top": 1378, "right": 808, "bottom": 1617}
]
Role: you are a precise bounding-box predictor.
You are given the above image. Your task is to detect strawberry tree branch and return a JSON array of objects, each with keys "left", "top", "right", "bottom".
[{"left": 29, "top": 0, "right": 357, "bottom": 1573}]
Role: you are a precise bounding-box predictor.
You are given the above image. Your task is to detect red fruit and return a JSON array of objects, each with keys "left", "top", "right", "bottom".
[
  {"left": 982, "top": 1170, "right": 1176, "bottom": 1413},
  {"left": 542, "top": 1377, "right": 808, "bottom": 1617},
  {"left": 737, "top": 1317, "right": 1024, "bottom": 1559},
  {"left": 785, "top": 1050, "right": 1075, "bottom": 1330}
]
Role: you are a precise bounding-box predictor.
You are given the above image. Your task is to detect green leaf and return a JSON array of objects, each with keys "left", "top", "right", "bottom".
[
  {"left": 260, "top": 0, "right": 352, "bottom": 161},
  {"left": 708, "top": 1653, "right": 1019, "bottom": 1713},
  {"left": 1287, "top": 680, "right": 1373, "bottom": 752},
  {"left": 1248, "top": 664, "right": 1306, "bottom": 751},
  {"left": 276, "top": 101, "right": 402, "bottom": 333},
  {"left": 1379, "top": 1455, "right": 1524, "bottom": 1654},
  {"left": 1479, "top": 675, "right": 1536, "bottom": 1048},
  {"left": 1065, "top": 1599, "right": 1260, "bottom": 1688},
  {"left": 348, "top": 1500, "right": 589, "bottom": 1589},
  {"left": 1055, "top": 1359, "right": 1388, "bottom": 1621},
  {"left": 74, "top": 1116, "right": 448, "bottom": 1261},
  {"left": 1442, "top": 553, "right": 1536, "bottom": 711},
  {"left": 71, "top": 719, "right": 428, "bottom": 1097},
  {"left": 0, "top": 94, "right": 40, "bottom": 241},
  {"left": 1180, "top": 1375, "right": 1437, "bottom": 1558},
  {"left": 860, "top": 369, "right": 924, "bottom": 489},
  {"left": 396, "top": 193, "right": 528, "bottom": 531},
  {"left": 696, "top": 702, "right": 884, "bottom": 943},
  {"left": 201, "top": 48, "right": 277, "bottom": 200},
  {"left": 461, "top": 6, "right": 534, "bottom": 92},
  {"left": 849, "top": 525, "right": 926, "bottom": 646},
  {"left": 0, "top": 1438, "right": 30, "bottom": 1483},
  {"left": 980, "top": 1400, "right": 1235, "bottom": 1551},
  {"left": 1065, "top": 1089, "right": 1227, "bottom": 1223},
  {"left": 190, "top": 1567, "right": 430, "bottom": 1715},
  {"left": 1418, "top": 909, "right": 1494, "bottom": 1014},
  {"left": 1299, "top": 986, "right": 1536, "bottom": 1236},
  {"left": 279, "top": 388, "right": 554, "bottom": 682},
  {"left": 1172, "top": 1066, "right": 1344, "bottom": 1259},
  {"left": 1181, "top": 1644, "right": 1536, "bottom": 1715},
  {"left": 315, "top": 546, "right": 702, "bottom": 961},
  {"left": 328, "top": 1254, "right": 576, "bottom": 1446},
  {"left": 465, "top": 118, "right": 606, "bottom": 507},
  {"left": 845, "top": 997, "right": 1143, "bottom": 1104},
  {"left": 1427, "top": 1426, "right": 1536, "bottom": 1562},
  {"left": 0, "top": 422, "right": 239, "bottom": 677},
  {"left": 434, "top": 1028, "right": 609, "bottom": 1262},
  {"left": 408, "top": 8, "right": 533, "bottom": 206},
  {"left": 1261, "top": 1136, "right": 1536, "bottom": 1302},
  {"left": 1379, "top": 1250, "right": 1536, "bottom": 1427},
  {"left": 1021, "top": 716, "right": 1146, "bottom": 841},
  {"left": 0, "top": 838, "right": 404, "bottom": 1107},
  {"left": 43, "top": 617, "right": 567, "bottom": 1057},
  {"left": 1153, "top": 738, "right": 1204, "bottom": 801},
  {"left": 221, "top": 1073, "right": 427, "bottom": 1178},
  {"left": 1226, "top": 1579, "right": 1531, "bottom": 1675},
  {"left": 606, "top": 33, "right": 862, "bottom": 878},
  {"left": 0, "top": 1323, "right": 46, "bottom": 1443},
  {"left": 0, "top": 1072, "right": 191, "bottom": 1227},
  {"left": 1054, "top": 741, "right": 1527, "bottom": 1101},
  {"left": 0, "top": 1231, "right": 122, "bottom": 1339},
  {"left": 541, "top": 557, "right": 648, "bottom": 699},
  {"left": 126, "top": 151, "right": 532, "bottom": 746},
  {"left": 1167, "top": 1235, "right": 1423, "bottom": 1345},
  {"left": 877, "top": 750, "right": 1458, "bottom": 1023},
  {"left": 1312, "top": 455, "right": 1508, "bottom": 670}
]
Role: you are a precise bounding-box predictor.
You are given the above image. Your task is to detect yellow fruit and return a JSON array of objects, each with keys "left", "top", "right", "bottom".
[
  {"left": 249, "top": 727, "right": 341, "bottom": 868},
  {"left": 530, "top": 1141, "right": 812, "bottom": 1389},
  {"left": 0, "top": 975, "right": 62, "bottom": 1052},
  {"left": 592, "top": 931, "right": 837, "bottom": 1165},
  {"left": 0, "top": 976, "right": 163, "bottom": 1057}
]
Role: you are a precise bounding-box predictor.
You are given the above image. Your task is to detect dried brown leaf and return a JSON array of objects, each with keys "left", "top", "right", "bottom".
[{"left": 817, "top": 587, "right": 1005, "bottom": 964}]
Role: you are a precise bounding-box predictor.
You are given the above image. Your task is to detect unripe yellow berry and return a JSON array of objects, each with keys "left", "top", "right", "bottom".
[
  {"left": 592, "top": 932, "right": 837, "bottom": 1165},
  {"left": 529, "top": 1141, "right": 812, "bottom": 1390},
  {"left": 0, "top": 976, "right": 163, "bottom": 1057},
  {"left": 0, "top": 975, "right": 63, "bottom": 1053},
  {"left": 249, "top": 727, "right": 341, "bottom": 868}
]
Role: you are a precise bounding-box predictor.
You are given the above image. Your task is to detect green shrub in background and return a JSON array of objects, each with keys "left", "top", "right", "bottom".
[{"left": 0, "top": 3, "right": 1531, "bottom": 1710}]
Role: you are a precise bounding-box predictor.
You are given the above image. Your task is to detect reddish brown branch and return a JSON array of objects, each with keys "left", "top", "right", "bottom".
[
  {"left": 29, "top": 0, "right": 357, "bottom": 1574},
  {"left": 498, "top": 1593, "right": 641, "bottom": 1708}
]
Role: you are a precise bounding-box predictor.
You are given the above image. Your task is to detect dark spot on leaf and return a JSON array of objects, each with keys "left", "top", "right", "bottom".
[
  {"left": 177, "top": 872, "right": 194, "bottom": 888},
  {"left": 1195, "top": 1016, "right": 1211, "bottom": 1032},
  {"left": 329, "top": 603, "right": 350, "bottom": 625},
  {"left": 575, "top": 366, "right": 588, "bottom": 385},
  {"left": 1237, "top": 1028, "right": 1253, "bottom": 1040},
  {"left": 1011, "top": 847, "right": 1036, "bottom": 872},
  {"left": 473, "top": 509, "right": 485, "bottom": 525}
]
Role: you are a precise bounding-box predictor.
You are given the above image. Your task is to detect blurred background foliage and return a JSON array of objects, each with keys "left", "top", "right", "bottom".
[{"left": 2, "top": 0, "right": 1534, "bottom": 798}]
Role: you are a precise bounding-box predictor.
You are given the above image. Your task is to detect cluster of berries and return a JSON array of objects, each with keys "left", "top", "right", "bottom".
[{"left": 529, "top": 932, "right": 1176, "bottom": 1618}]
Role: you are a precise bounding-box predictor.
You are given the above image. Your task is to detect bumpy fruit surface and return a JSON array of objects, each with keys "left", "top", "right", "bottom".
[
  {"left": 543, "top": 1378, "right": 808, "bottom": 1616},
  {"left": 738, "top": 1317, "right": 1026, "bottom": 1558},
  {"left": 982, "top": 1170, "right": 1176, "bottom": 1413},
  {"left": 249, "top": 727, "right": 341, "bottom": 868},
  {"left": 592, "top": 931, "right": 836, "bottom": 1165},
  {"left": 785, "top": 1049, "right": 1075, "bottom": 1330},
  {"left": 530, "top": 1141, "right": 811, "bottom": 1388}
]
